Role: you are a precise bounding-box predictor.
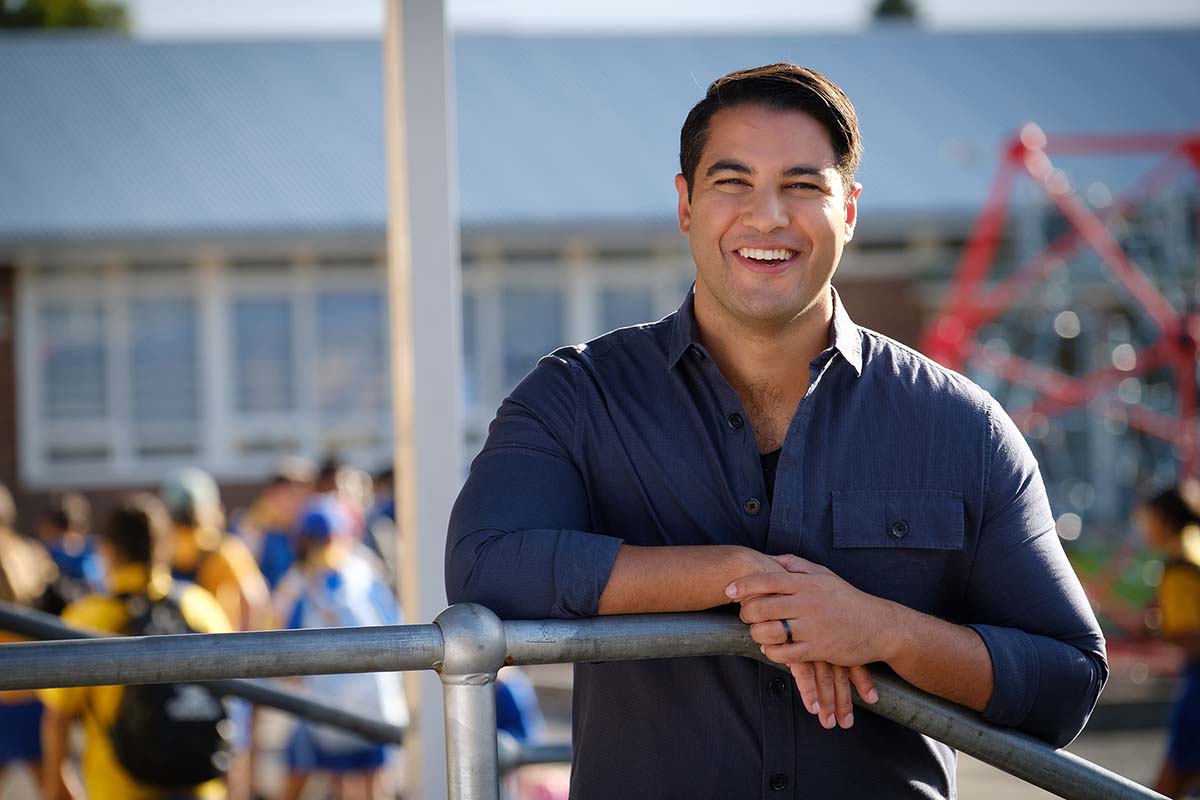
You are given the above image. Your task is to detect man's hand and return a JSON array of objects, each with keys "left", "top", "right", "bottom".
[{"left": 726, "top": 554, "right": 888, "bottom": 730}]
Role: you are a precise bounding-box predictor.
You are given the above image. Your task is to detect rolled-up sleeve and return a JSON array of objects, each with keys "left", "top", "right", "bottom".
[
  {"left": 445, "top": 352, "right": 623, "bottom": 619},
  {"left": 965, "top": 399, "right": 1108, "bottom": 748}
]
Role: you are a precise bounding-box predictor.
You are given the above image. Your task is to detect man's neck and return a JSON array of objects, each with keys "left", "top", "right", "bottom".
[{"left": 693, "top": 289, "right": 834, "bottom": 392}]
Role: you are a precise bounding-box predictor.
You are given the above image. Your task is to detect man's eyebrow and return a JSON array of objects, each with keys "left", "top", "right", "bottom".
[
  {"left": 783, "top": 165, "right": 830, "bottom": 180},
  {"left": 705, "top": 160, "right": 751, "bottom": 177},
  {"left": 704, "top": 161, "right": 831, "bottom": 181}
]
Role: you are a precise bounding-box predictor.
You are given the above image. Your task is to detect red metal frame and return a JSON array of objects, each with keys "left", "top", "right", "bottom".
[{"left": 921, "top": 126, "right": 1200, "bottom": 479}]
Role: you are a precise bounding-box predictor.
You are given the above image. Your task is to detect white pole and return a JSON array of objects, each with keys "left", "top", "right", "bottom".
[{"left": 383, "top": 1, "right": 461, "bottom": 797}]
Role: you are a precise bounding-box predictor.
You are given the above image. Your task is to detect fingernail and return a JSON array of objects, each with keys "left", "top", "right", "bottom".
[
  {"left": 867, "top": 688, "right": 878, "bottom": 703},
  {"left": 725, "top": 583, "right": 737, "bottom": 598},
  {"left": 811, "top": 701, "right": 820, "bottom": 715},
  {"left": 824, "top": 713, "right": 836, "bottom": 729},
  {"left": 842, "top": 713, "right": 854, "bottom": 728}
]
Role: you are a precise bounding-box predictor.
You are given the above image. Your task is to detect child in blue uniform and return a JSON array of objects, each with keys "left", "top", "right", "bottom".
[{"left": 274, "top": 497, "right": 406, "bottom": 800}]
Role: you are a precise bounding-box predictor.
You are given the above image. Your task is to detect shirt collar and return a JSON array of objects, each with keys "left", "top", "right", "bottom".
[
  {"left": 829, "top": 287, "right": 864, "bottom": 377},
  {"left": 666, "top": 285, "right": 700, "bottom": 370},
  {"left": 667, "top": 284, "right": 863, "bottom": 377}
]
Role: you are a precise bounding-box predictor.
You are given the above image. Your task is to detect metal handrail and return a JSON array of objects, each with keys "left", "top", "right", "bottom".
[
  {"left": 0, "top": 603, "right": 409, "bottom": 746},
  {"left": 0, "top": 602, "right": 1165, "bottom": 800},
  {"left": 0, "top": 602, "right": 571, "bottom": 775}
]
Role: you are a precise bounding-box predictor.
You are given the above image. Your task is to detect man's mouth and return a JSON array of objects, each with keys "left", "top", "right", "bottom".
[{"left": 734, "top": 247, "right": 798, "bottom": 272}]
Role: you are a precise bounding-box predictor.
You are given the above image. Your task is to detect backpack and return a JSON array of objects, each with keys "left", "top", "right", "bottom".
[
  {"left": 109, "top": 590, "right": 233, "bottom": 787},
  {"left": 286, "top": 554, "right": 407, "bottom": 753}
]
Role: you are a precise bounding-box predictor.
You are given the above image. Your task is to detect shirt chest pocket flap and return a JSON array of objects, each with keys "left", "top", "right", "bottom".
[{"left": 832, "top": 490, "right": 964, "bottom": 551}]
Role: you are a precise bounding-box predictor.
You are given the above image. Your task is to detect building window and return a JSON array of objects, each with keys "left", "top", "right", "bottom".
[
  {"left": 130, "top": 297, "right": 200, "bottom": 459},
  {"left": 316, "top": 290, "right": 387, "bottom": 418},
  {"left": 232, "top": 297, "right": 295, "bottom": 414},
  {"left": 600, "top": 286, "right": 656, "bottom": 332},
  {"left": 501, "top": 286, "right": 563, "bottom": 390},
  {"left": 39, "top": 301, "right": 107, "bottom": 420}
]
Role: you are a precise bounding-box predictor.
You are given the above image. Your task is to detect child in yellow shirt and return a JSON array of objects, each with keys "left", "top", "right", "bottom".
[{"left": 1138, "top": 485, "right": 1200, "bottom": 798}]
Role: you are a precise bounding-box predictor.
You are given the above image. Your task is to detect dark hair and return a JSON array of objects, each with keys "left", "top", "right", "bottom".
[
  {"left": 1142, "top": 486, "right": 1200, "bottom": 535},
  {"left": 102, "top": 494, "right": 170, "bottom": 566},
  {"left": 43, "top": 491, "right": 91, "bottom": 533},
  {"left": 679, "top": 63, "right": 862, "bottom": 198}
]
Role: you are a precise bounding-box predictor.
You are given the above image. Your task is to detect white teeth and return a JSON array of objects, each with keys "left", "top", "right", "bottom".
[{"left": 737, "top": 248, "right": 795, "bottom": 261}]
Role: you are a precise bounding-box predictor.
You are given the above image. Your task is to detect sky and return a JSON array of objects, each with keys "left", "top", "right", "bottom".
[{"left": 125, "top": 0, "right": 1200, "bottom": 38}]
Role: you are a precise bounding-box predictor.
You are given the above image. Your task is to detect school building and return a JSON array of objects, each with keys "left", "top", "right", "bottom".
[{"left": 0, "top": 29, "right": 1197, "bottom": 528}]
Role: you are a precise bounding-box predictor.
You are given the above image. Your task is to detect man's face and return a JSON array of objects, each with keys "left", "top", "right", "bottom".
[{"left": 675, "top": 104, "right": 860, "bottom": 330}]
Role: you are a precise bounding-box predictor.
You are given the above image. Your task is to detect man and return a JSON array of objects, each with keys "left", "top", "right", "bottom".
[
  {"left": 39, "top": 494, "right": 232, "bottom": 800},
  {"left": 446, "top": 63, "right": 1107, "bottom": 798}
]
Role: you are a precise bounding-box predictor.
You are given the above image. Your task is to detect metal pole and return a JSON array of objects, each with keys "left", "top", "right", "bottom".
[
  {"left": 383, "top": 0, "right": 460, "bottom": 794},
  {"left": 854, "top": 668, "right": 1166, "bottom": 800},
  {"left": 504, "top": 611, "right": 759, "bottom": 665},
  {"left": 0, "top": 602, "right": 407, "bottom": 745},
  {"left": 435, "top": 604, "right": 507, "bottom": 800},
  {"left": 0, "top": 624, "right": 443, "bottom": 690},
  {"left": 496, "top": 733, "right": 572, "bottom": 772}
]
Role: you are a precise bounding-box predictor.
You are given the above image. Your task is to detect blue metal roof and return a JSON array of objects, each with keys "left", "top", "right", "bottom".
[{"left": 1, "top": 30, "right": 1198, "bottom": 243}]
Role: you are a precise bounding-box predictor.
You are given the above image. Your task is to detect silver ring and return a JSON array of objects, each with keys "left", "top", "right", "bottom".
[{"left": 780, "top": 618, "right": 793, "bottom": 645}]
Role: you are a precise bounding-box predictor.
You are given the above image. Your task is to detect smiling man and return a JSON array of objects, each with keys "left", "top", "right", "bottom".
[{"left": 446, "top": 63, "right": 1107, "bottom": 799}]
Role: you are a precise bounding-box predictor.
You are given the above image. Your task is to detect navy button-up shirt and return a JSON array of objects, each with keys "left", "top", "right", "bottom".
[{"left": 446, "top": 289, "right": 1107, "bottom": 799}]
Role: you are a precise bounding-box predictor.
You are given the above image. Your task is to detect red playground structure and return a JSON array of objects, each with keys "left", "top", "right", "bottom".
[{"left": 921, "top": 126, "right": 1200, "bottom": 481}]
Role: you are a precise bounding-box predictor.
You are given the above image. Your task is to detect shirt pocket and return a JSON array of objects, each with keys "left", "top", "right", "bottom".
[{"left": 828, "top": 489, "right": 965, "bottom": 614}]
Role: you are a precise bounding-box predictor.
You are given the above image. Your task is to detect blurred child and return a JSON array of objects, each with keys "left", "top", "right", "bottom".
[
  {"left": 161, "top": 468, "right": 273, "bottom": 800},
  {"left": 274, "top": 497, "right": 406, "bottom": 800},
  {"left": 0, "top": 483, "right": 61, "bottom": 797},
  {"left": 39, "top": 494, "right": 232, "bottom": 800},
  {"left": 239, "top": 460, "right": 314, "bottom": 589},
  {"left": 1137, "top": 484, "right": 1200, "bottom": 798},
  {"left": 36, "top": 492, "right": 105, "bottom": 615}
]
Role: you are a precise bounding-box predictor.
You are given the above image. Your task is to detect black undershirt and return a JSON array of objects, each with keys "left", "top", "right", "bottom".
[{"left": 760, "top": 448, "right": 782, "bottom": 504}]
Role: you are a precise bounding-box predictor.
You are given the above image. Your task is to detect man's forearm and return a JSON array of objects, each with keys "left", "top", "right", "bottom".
[
  {"left": 878, "top": 600, "right": 994, "bottom": 712},
  {"left": 598, "top": 544, "right": 779, "bottom": 614}
]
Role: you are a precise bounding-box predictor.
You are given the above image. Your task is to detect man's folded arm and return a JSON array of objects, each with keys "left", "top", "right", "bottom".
[
  {"left": 445, "top": 353, "right": 774, "bottom": 619},
  {"left": 965, "top": 400, "right": 1108, "bottom": 748}
]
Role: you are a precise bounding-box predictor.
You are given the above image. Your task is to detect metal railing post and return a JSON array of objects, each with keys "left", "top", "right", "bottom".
[{"left": 435, "top": 604, "right": 507, "bottom": 800}]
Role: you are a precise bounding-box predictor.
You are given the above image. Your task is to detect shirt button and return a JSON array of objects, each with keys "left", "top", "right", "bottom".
[
  {"left": 770, "top": 772, "right": 790, "bottom": 791},
  {"left": 890, "top": 518, "right": 910, "bottom": 539},
  {"left": 727, "top": 413, "right": 744, "bottom": 430},
  {"left": 743, "top": 498, "right": 762, "bottom": 515},
  {"left": 768, "top": 677, "right": 787, "bottom": 696},
  {"left": 692, "top": 347, "right": 705, "bottom": 361}
]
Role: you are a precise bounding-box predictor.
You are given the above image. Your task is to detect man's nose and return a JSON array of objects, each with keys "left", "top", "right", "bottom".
[{"left": 742, "top": 189, "right": 788, "bottom": 233}]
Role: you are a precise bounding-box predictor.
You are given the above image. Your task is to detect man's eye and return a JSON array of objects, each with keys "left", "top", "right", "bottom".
[
  {"left": 788, "top": 183, "right": 822, "bottom": 191},
  {"left": 715, "top": 178, "right": 748, "bottom": 186}
]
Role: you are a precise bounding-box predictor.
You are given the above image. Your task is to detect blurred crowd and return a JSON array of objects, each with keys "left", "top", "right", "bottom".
[{"left": 0, "top": 459, "right": 547, "bottom": 800}]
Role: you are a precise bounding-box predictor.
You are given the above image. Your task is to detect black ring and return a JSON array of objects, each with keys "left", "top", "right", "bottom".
[{"left": 780, "top": 618, "right": 793, "bottom": 645}]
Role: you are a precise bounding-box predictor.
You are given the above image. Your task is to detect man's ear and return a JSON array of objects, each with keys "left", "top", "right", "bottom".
[
  {"left": 843, "top": 182, "right": 862, "bottom": 243},
  {"left": 674, "top": 173, "right": 691, "bottom": 235}
]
